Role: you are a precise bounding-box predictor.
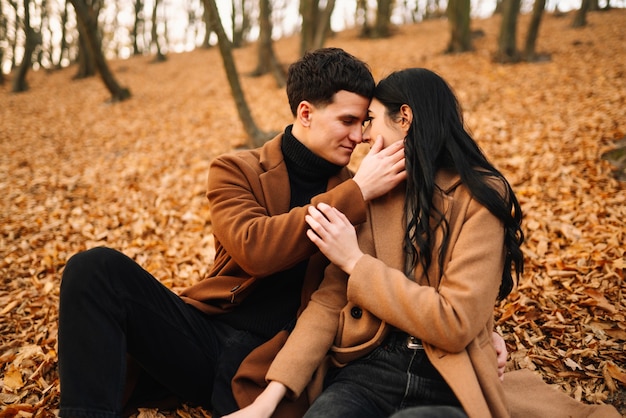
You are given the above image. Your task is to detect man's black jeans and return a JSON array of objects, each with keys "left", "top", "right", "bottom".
[{"left": 58, "top": 247, "right": 264, "bottom": 418}]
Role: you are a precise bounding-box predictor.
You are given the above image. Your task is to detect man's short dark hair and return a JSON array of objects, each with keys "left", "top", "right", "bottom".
[{"left": 286, "top": 48, "right": 375, "bottom": 116}]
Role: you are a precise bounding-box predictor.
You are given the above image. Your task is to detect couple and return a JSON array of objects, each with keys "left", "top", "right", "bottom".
[{"left": 57, "top": 48, "right": 619, "bottom": 418}]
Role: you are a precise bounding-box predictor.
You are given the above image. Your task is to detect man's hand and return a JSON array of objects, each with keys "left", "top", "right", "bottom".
[
  {"left": 353, "top": 136, "right": 406, "bottom": 201},
  {"left": 492, "top": 331, "right": 507, "bottom": 381}
]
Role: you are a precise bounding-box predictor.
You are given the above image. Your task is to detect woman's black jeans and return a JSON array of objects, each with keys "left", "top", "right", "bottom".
[
  {"left": 304, "top": 332, "right": 466, "bottom": 418},
  {"left": 58, "top": 247, "right": 264, "bottom": 418}
]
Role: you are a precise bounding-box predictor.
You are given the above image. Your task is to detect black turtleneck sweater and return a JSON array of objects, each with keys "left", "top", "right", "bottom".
[{"left": 217, "top": 126, "right": 342, "bottom": 338}]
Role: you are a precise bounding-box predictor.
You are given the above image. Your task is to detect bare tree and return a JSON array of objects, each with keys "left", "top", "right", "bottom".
[
  {"left": 201, "top": 0, "right": 215, "bottom": 48},
  {"left": 372, "top": 0, "right": 393, "bottom": 38},
  {"left": 0, "top": 0, "right": 6, "bottom": 84},
  {"left": 251, "top": 0, "right": 285, "bottom": 87},
  {"left": 132, "top": 0, "right": 144, "bottom": 55},
  {"left": 300, "top": 0, "right": 335, "bottom": 54},
  {"left": 56, "top": 0, "right": 71, "bottom": 68},
  {"left": 12, "top": 0, "right": 40, "bottom": 92},
  {"left": 67, "top": 0, "right": 131, "bottom": 101},
  {"left": 494, "top": 0, "right": 520, "bottom": 63},
  {"left": 523, "top": 0, "right": 547, "bottom": 61},
  {"left": 203, "top": 0, "right": 272, "bottom": 147},
  {"left": 446, "top": 0, "right": 471, "bottom": 53},
  {"left": 231, "top": 0, "right": 251, "bottom": 48},
  {"left": 572, "top": 0, "right": 591, "bottom": 27},
  {"left": 151, "top": 0, "right": 166, "bottom": 61}
]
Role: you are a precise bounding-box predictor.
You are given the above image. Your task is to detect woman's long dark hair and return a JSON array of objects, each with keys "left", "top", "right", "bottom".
[{"left": 374, "top": 68, "right": 524, "bottom": 300}]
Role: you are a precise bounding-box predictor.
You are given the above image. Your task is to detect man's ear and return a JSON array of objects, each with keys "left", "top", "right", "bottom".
[{"left": 297, "top": 101, "right": 313, "bottom": 127}]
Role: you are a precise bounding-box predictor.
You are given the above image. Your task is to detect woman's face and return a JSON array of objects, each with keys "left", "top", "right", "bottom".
[{"left": 362, "top": 99, "right": 408, "bottom": 149}]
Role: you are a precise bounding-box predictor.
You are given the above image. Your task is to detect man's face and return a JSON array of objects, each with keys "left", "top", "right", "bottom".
[{"left": 299, "top": 90, "right": 370, "bottom": 166}]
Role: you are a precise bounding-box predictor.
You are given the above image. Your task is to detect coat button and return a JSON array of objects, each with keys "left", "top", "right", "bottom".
[{"left": 350, "top": 307, "right": 362, "bottom": 319}]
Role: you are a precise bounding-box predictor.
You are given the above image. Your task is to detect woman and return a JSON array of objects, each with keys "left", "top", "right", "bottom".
[{"left": 226, "top": 68, "right": 524, "bottom": 418}]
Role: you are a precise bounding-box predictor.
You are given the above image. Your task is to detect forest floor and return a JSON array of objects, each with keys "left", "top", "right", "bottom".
[{"left": 1, "top": 7, "right": 625, "bottom": 418}]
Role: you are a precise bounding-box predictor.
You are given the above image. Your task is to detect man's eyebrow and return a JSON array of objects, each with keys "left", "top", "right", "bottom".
[{"left": 341, "top": 114, "right": 365, "bottom": 121}]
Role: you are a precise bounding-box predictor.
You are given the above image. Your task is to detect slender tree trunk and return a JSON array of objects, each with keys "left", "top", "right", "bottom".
[
  {"left": 56, "top": 0, "right": 69, "bottom": 68},
  {"left": 75, "top": 28, "right": 96, "bottom": 78},
  {"left": 231, "top": 0, "right": 250, "bottom": 48},
  {"left": 201, "top": 0, "right": 213, "bottom": 48},
  {"left": 12, "top": 0, "right": 37, "bottom": 92},
  {"left": 300, "top": 0, "right": 316, "bottom": 54},
  {"left": 311, "top": 0, "right": 335, "bottom": 49},
  {"left": 572, "top": 0, "right": 591, "bottom": 27},
  {"left": 446, "top": 0, "right": 471, "bottom": 53},
  {"left": 300, "top": 0, "right": 336, "bottom": 53},
  {"left": 151, "top": 0, "right": 166, "bottom": 61},
  {"left": 494, "top": 0, "right": 520, "bottom": 63},
  {"left": 371, "top": 0, "right": 393, "bottom": 38},
  {"left": 0, "top": 0, "right": 6, "bottom": 84},
  {"left": 202, "top": 0, "right": 270, "bottom": 147},
  {"left": 251, "top": 0, "right": 285, "bottom": 87},
  {"left": 68, "top": 0, "right": 131, "bottom": 101},
  {"left": 132, "top": 0, "right": 143, "bottom": 55},
  {"left": 523, "top": 0, "right": 546, "bottom": 61}
]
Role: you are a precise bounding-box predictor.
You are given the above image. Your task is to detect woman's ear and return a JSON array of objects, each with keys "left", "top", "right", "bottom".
[
  {"left": 400, "top": 104, "right": 413, "bottom": 133},
  {"left": 297, "top": 101, "right": 313, "bottom": 127}
]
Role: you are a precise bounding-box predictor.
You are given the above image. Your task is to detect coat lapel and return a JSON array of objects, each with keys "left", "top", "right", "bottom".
[
  {"left": 369, "top": 185, "right": 406, "bottom": 272},
  {"left": 258, "top": 134, "right": 291, "bottom": 216},
  {"left": 258, "top": 133, "right": 355, "bottom": 216}
]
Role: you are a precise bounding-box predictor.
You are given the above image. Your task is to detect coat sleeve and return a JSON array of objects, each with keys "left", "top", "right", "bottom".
[
  {"left": 207, "top": 154, "right": 367, "bottom": 277},
  {"left": 347, "top": 195, "right": 505, "bottom": 353},
  {"left": 264, "top": 263, "right": 349, "bottom": 397}
]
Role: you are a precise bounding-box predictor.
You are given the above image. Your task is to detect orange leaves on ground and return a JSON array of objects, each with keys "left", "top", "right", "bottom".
[{"left": 2, "top": 8, "right": 626, "bottom": 417}]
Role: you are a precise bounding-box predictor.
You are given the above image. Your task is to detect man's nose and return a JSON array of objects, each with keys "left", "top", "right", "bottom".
[{"left": 349, "top": 125, "right": 363, "bottom": 143}]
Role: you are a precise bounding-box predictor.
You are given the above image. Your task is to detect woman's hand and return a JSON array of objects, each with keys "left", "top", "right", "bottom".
[
  {"left": 222, "top": 381, "right": 287, "bottom": 418},
  {"left": 306, "top": 202, "right": 364, "bottom": 275},
  {"left": 492, "top": 331, "right": 507, "bottom": 381}
]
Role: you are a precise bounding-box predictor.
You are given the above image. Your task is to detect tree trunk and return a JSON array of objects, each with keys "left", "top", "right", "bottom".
[
  {"left": 311, "top": 0, "right": 335, "bottom": 49},
  {"left": 231, "top": 0, "right": 251, "bottom": 48},
  {"left": 494, "top": 0, "right": 520, "bottom": 63},
  {"left": 201, "top": 0, "right": 213, "bottom": 48},
  {"left": 202, "top": 0, "right": 270, "bottom": 147},
  {"left": 12, "top": 0, "right": 37, "bottom": 92},
  {"left": 572, "top": 0, "right": 591, "bottom": 27},
  {"left": 371, "top": 0, "right": 393, "bottom": 38},
  {"left": 75, "top": 29, "right": 96, "bottom": 78},
  {"left": 56, "top": 0, "right": 69, "bottom": 68},
  {"left": 523, "top": 0, "right": 546, "bottom": 61},
  {"left": 446, "top": 0, "right": 471, "bottom": 53},
  {"left": 68, "top": 0, "right": 131, "bottom": 101},
  {"left": 151, "top": 0, "right": 166, "bottom": 61},
  {"left": 0, "top": 0, "right": 6, "bottom": 84},
  {"left": 251, "top": 0, "right": 285, "bottom": 87},
  {"left": 300, "top": 0, "right": 336, "bottom": 53},
  {"left": 299, "top": 0, "right": 316, "bottom": 54},
  {"left": 132, "top": 0, "right": 143, "bottom": 55}
]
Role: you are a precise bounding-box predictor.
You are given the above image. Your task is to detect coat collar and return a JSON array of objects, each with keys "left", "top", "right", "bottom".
[{"left": 257, "top": 132, "right": 353, "bottom": 216}]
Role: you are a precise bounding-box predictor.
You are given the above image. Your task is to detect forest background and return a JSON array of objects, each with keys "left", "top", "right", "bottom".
[{"left": 1, "top": 0, "right": 626, "bottom": 416}]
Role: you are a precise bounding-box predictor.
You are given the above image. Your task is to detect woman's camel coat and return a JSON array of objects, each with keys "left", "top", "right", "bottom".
[{"left": 266, "top": 169, "right": 507, "bottom": 417}]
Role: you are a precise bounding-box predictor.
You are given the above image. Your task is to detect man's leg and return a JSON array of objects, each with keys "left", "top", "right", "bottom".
[{"left": 58, "top": 247, "right": 223, "bottom": 417}]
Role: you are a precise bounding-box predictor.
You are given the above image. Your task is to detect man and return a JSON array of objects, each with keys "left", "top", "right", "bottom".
[{"left": 57, "top": 47, "right": 406, "bottom": 418}]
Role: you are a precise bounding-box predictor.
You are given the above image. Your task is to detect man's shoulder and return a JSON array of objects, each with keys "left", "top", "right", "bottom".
[{"left": 211, "top": 134, "right": 283, "bottom": 171}]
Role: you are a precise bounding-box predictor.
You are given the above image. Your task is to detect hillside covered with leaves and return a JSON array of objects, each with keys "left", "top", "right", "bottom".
[{"left": 1, "top": 8, "right": 625, "bottom": 417}]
